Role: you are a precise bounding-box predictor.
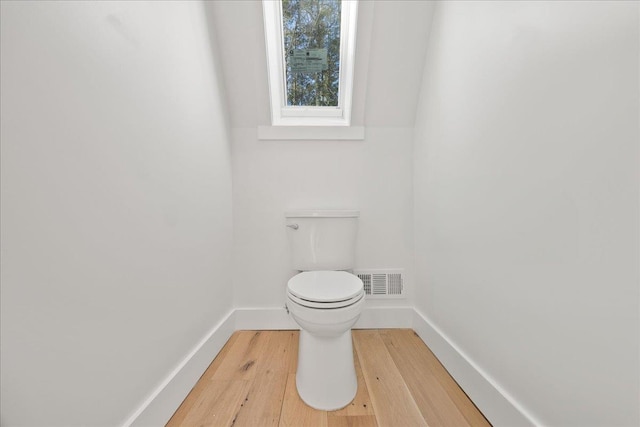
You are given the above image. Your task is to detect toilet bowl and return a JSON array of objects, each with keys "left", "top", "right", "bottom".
[{"left": 286, "top": 270, "right": 364, "bottom": 410}]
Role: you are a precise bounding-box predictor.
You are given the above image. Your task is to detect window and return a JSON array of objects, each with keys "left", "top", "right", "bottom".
[
  {"left": 262, "top": 0, "right": 358, "bottom": 127},
  {"left": 283, "top": 0, "right": 341, "bottom": 108}
]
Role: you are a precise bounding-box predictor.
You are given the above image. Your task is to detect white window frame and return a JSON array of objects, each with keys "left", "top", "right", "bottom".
[{"left": 262, "top": 0, "right": 358, "bottom": 127}]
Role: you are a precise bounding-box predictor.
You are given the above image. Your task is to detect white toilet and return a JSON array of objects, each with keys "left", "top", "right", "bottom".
[{"left": 284, "top": 210, "right": 365, "bottom": 411}]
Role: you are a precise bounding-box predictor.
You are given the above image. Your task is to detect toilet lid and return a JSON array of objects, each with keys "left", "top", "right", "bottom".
[{"left": 287, "top": 271, "right": 364, "bottom": 302}]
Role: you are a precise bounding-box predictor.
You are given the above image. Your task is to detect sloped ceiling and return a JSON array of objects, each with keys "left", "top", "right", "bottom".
[{"left": 204, "top": 0, "right": 435, "bottom": 128}]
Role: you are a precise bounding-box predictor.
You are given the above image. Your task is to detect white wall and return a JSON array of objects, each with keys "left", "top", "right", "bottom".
[
  {"left": 414, "top": 1, "right": 639, "bottom": 426},
  {"left": 232, "top": 127, "right": 415, "bottom": 308},
  {"left": 0, "top": 2, "right": 234, "bottom": 426}
]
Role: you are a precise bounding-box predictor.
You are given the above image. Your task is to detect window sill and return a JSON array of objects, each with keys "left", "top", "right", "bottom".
[{"left": 258, "top": 125, "right": 365, "bottom": 141}]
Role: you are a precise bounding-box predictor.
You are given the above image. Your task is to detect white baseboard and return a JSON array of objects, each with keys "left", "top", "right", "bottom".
[
  {"left": 411, "top": 309, "right": 541, "bottom": 427},
  {"left": 234, "top": 306, "right": 414, "bottom": 330},
  {"left": 122, "top": 310, "right": 236, "bottom": 427},
  {"left": 354, "top": 306, "right": 414, "bottom": 329},
  {"left": 234, "top": 307, "right": 298, "bottom": 330}
]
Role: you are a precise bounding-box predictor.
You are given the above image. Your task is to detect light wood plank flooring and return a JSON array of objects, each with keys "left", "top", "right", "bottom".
[{"left": 167, "top": 329, "right": 490, "bottom": 427}]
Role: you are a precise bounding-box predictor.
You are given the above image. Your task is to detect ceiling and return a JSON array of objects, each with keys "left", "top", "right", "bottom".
[{"left": 204, "top": 1, "right": 436, "bottom": 128}]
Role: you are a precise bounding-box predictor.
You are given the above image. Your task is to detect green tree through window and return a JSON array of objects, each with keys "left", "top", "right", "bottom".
[{"left": 282, "top": 0, "right": 341, "bottom": 107}]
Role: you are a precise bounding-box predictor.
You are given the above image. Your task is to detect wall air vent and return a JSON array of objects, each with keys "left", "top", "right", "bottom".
[{"left": 354, "top": 269, "right": 404, "bottom": 299}]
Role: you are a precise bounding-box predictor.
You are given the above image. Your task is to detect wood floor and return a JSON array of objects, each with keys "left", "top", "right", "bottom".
[{"left": 167, "top": 329, "right": 490, "bottom": 427}]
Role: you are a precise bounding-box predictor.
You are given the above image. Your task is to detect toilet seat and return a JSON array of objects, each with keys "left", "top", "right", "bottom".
[
  {"left": 287, "top": 290, "right": 364, "bottom": 309},
  {"left": 287, "top": 271, "right": 364, "bottom": 303}
]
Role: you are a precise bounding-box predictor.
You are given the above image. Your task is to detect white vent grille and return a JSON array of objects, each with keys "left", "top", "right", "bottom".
[
  {"left": 354, "top": 269, "right": 404, "bottom": 299},
  {"left": 360, "top": 274, "right": 371, "bottom": 295},
  {"left": 388, "top": 273, "right": 403, "bottom": 295}
]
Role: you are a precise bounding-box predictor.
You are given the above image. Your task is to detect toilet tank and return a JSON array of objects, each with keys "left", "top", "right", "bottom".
[{"left": 285, "top": 210, "right": 359, "bottom": 271}]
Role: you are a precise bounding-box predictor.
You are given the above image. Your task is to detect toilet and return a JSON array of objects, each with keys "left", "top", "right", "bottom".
[{"left": 284, "top": 210, "right": 365, "bottom": 411}]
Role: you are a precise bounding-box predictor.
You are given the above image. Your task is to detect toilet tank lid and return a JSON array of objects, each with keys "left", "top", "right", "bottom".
[{"left": 285, "top": 210, "right": 359, "bottom": 218}]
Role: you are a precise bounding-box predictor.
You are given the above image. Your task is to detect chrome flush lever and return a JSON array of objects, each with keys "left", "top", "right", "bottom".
[{"left": 286, "top": 223, "right": 299, "bottom": 230}]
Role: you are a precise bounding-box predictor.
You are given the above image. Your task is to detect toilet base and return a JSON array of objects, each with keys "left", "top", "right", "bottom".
[{"left": 295, "top": 329, "right": 358, "bottom": 411}]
